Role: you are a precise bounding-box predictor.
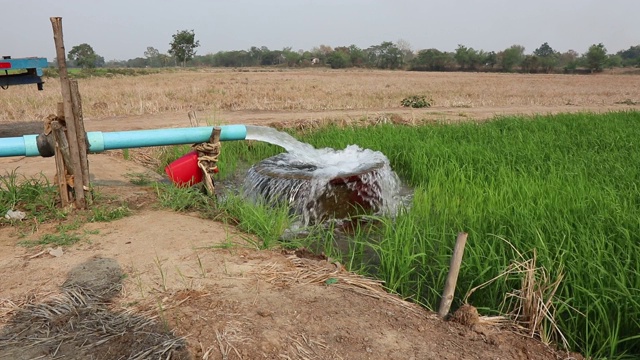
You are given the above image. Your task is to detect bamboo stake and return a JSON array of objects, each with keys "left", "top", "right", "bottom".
[
  {"left": 438, "top": 232, "right": 468, "bottom": 318},
  {"left": 51, "top": 17, "right": 86, "bottom": 209}
]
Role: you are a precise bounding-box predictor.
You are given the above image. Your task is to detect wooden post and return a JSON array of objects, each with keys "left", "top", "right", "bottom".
[
  {"left": 438, "top": 232, "right": 468, "bottom": 318},
  {"left": 53, "top": 103, "right": 73, "bottom": 173},
  {"left": 70, "top": 79, "right": 91, "bottom": 205},
  {"left": 51, "top": 17, "right": 87, "bottom": 209},
  {"left": 52, "top": 103, "right": 70, "bottom": 207}
]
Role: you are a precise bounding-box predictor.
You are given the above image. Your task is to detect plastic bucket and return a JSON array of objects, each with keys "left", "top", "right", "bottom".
[{"left": 165, "top": 151, "right": 203, "bottom": 187}]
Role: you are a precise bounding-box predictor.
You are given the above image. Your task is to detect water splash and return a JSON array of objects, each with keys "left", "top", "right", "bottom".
[{"left": 244, "top": 125, "right": 403, "bottom": 224}]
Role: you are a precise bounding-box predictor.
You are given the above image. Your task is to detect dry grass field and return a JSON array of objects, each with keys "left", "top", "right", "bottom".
[
  {"left": 1, "top": 68, "right": 639, "bottom": 124},
  {"left": 5, "top": 68, "right": 637, "bottom": 359}
]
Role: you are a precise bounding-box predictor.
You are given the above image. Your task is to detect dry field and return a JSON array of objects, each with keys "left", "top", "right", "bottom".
[
  {"left": 1, "top": 68, "right": 639, "bottom": 125},
  {"left": 3, "top": 69, "right": 624, "bottom": 359}
]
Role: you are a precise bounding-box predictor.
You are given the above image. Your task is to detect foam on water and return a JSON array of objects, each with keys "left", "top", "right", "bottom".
[{"left": 244, "top": 125, "right": 403, "bottom": 224}]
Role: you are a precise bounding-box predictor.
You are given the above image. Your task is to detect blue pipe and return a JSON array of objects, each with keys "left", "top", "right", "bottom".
[{"left": 0, "top": 125, "right": 247, "bottom": 157}]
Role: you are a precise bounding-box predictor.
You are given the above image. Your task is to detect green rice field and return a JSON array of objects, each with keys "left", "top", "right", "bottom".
[{"left": 195, "top": 111, "right": 640, "bottom": 358}]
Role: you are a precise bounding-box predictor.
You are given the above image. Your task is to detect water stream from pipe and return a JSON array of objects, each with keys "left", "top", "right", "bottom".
[{"left": 243, "top": 125, "right": 406, "bottom": 225}]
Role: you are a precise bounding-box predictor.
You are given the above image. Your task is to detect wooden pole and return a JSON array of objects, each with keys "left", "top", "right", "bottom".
[
  {"left": 438, "top": 232, "right": 468, "bottom": 318},
  {"left": 70, "top": 79, "right": 91, "bottom": 205},
  {"left": 53, "top": 103, "right": 73, "bottom": 174},
  {"left": 51, "top": 17, "right": 86, "bottom": 209},
  {"left": 52, "top": 103, "right": 70, "bottom": 206}
]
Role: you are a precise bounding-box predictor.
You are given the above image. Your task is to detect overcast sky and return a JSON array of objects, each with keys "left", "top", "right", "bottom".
[{"left": 3, "top": 0, "right": 638, "bottom": 61}]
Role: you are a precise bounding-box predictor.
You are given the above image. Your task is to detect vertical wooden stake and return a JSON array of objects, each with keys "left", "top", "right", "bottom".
[
  {"left": 70, "top": 80, "right": 91, "bottom": 205},
  {"left": 52, "top": 103, "right": 70, "bottom": 206},
  {"left": 51, "top": 17, "right": 86, "bottom": 209},
  {"left": 438, "top": 232, "right": 468, "bottom": 318}
]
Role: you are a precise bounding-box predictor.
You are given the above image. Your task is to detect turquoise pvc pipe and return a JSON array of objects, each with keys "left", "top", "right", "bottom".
[{"left": 0, "top": 125, "right": 247, "bottom": 157}]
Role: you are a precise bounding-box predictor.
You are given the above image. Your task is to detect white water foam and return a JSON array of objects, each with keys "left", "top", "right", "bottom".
[{"left": 244, "top": 125, "right": 403, "bottom": 224}]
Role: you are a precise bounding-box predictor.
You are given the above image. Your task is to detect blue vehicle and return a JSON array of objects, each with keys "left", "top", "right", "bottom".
[{"left": 0, "top": 56, "right": 48, "bottom": 90}]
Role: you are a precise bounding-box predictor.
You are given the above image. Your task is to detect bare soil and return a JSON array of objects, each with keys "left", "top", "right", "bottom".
[{"left": 0, "top": 109, "right": 589, "bottom": 360}]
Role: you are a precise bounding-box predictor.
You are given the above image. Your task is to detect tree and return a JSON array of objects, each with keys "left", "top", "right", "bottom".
[
  {"left": 606, "top": 54, "right": 623, "bottom": 68},
  {"left": 282, "top": 47, "right": 301, "bottom": 67},
  {"left": 616, "top": 45, "right": 640, "bottom": 67},
  {"left": 366, "top": 41, "right": 403, "bottom": 69},
  {"left": 585, "top": 43, "right": 607, "bottom": 72},
  {"left": 144, "top": 46, "right": 161, "bottom": 67},
  {"left": 412, "top": 49, "right": 454, "bottom": 71},
  {"left": 396, "top": 39, "right": 414, "bottom": 65},
  {"left": 533, "top": 42, "right": 555, "bottom": 58},
  {"left": 534, "top": 42, "right": 559, "bottom": 73},
  {"left": 327, "top": 51, "right": 350, "bottom": 69},
  {"left": 348, "top": 45, "right": 366, "bottom": 67},
  {"left": 168, "top": 30, "right": 200, "bottom": 67},
  {"left": 311, "top": 44, "right": 333, "bottom": 64},
  {"left": 558, "top": 50, "right": 579, "bottom": 72},
  {"left": 521, "top": 55, "right": 540, "bottom": 73},
  {"left": 68, "top": 43, "right": 99, "bottom": 69},
  {"left": 260, "top": 48, "right": 284, "bottom": 66},
  {"left": 484, "top": 51, "right": 498, "bottom": 68},
  {"left": 454, "top": 45, "right": 485, "bottom": 70},
  {"left": 95, "top": 55, "right": 105, "bottom": 68},
  {"left": 126, "top": 57, "right": 147, "bottom": 68},
  {"left": 499, "top": 45, "right": 525, "bottom": 72},
  {"left": 157, "top": 54, "right": 172, "bottom": 67}
]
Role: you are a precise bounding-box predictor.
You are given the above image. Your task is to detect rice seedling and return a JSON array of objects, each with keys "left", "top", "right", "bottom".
[
  {"left": 153, "top": 254, "right": 168, "bottom": 292},
  {"left": 194, "top": 252, "right": 208, "bottom": 279}
]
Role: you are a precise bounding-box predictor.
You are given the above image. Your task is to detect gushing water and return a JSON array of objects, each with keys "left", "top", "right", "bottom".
[{"left": 243, "top": 125, "right": 404, "bottom": 225}]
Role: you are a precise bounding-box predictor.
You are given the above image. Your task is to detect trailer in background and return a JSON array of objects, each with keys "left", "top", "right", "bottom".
[{"left": 0, "top": 56, "right": 48, "bottom": 90}]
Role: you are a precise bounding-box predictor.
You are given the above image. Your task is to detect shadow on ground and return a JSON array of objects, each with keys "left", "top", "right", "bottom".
[{"left": 0, "top": 257, "right": 190, "bottom": 360}]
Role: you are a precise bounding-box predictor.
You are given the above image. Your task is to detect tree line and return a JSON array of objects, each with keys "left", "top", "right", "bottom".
[{"left": 63, "top": 30, "right": 640, "bottom": 74}]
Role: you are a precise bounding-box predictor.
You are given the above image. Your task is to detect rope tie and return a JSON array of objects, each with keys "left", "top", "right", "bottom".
[{"left": 192, "top": 127, "right": 221, "bottom": 194}]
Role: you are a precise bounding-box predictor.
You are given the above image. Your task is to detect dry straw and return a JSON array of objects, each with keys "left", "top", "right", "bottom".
[
  {"left": 252, "top": 250, "right": 434, "bottom": 319},
  {"left": 2, "top": 69, "right": 638, "bottom": 122},
  {"left": 464, "top": 236, "right": 570, "bottom": 350},
  {"left": 0, "top": 285, "right": 188, "bottom": 359}
]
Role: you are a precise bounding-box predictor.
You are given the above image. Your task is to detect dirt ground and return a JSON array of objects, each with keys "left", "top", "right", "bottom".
[{"left": 0, "top": 107, "right": 596, "bottom": 359}]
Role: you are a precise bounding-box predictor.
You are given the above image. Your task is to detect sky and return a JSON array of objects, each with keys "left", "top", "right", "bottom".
[{"left": 3, "top": 0, "right": 638, "bottom": 61}]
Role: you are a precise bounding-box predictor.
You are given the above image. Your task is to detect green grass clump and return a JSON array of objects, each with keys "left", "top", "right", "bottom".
[
  {"left": 90, "top": 205, "right": 130, "bottom": 222},
  {"left": 0, "top": 171, "right": 64, "bottom": 223},
  {"left": 216, "top": 194, "right": 293, "bottom": 249},
  {"left": 1, "top": 171, "right": 135, "bottom": 246},
  {"left": 400, "top": 95, "right": 431, "bottom": 108},
  {"left": 153, "top": 182, "right": 214, "bottom": 214},
  {"left": 19, "top": 231, "right": 82, "bottom": 247}
]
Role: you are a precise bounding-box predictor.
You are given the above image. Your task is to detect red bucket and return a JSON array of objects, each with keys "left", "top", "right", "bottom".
[{"left": 165, "top": 151, "right": 203, "bottom": 187}]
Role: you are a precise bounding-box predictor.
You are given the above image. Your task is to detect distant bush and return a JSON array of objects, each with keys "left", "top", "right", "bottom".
[
  {"left": 43, "top": 67, "right": 59, "bottom": 78},
  {"left": 327, "top": 51, "right": 350, "bottom": 69},
  {"left": 401, "top": 95, "right": 431, "bottom": 108}
]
